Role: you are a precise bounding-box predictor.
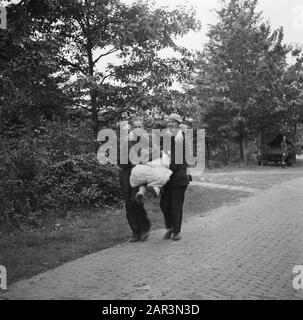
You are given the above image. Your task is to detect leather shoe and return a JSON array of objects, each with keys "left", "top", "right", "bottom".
[
  {"left": 129, "top": 234, "right": 140, "bottom": 242},
  {"left": 172, "top": 233, "right": 181, "bottom": 241},
  {"left": 140, "top": 231, "right": 150, "bottom": 242},
  {"left": 163, "top": 229, "right": 173, "bottom": 240}
]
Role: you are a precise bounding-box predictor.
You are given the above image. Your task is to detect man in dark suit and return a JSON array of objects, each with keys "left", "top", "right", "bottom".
[
  {"left": 118, "top": 117, "right": 151, "bottom": 242},
  {"left": 160, "top": 113, "right": 190, "bottom": 241}
]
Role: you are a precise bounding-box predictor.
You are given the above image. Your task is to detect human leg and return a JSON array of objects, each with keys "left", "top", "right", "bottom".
[
  {"left": 170, "top": 186, "right": 187, "bottom": 237},
  {"left": 125, "top": 188, "right": 141, "bottom": 237},
  {"left": 130, "top": 187, "right": 151, "bottom": 241},
  {"left": 119, "top": 169, "right": 142, "bottom": 240},
  {"left": 135, "top": 185, "right": 146, "bottom": 204},
  {"left": 160, "top": 188, "right": 173, "bottom": 238},
  {"left": 282, "top": 153, "right": 287, "bottom": 168}
]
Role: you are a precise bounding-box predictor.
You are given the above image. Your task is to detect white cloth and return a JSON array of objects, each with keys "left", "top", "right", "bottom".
[{"left": 129, "top": 153, "right": 172, "bottom": 188}]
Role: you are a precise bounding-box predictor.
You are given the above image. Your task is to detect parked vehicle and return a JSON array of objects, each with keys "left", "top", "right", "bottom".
[{"left": 257, "top": 133, "right": 296, "bottom": 166}]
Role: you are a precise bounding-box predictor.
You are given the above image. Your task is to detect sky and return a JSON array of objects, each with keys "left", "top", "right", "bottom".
[
  {"left": 4, "top": 0, "right": 303, "bottom": 72},
  {"left": 5, "top": 0, "right": 303, "bottom": 49},
  {"left": 92, "top": 0, "right": 303, "bottom": 78},
  {"left": 123, "top": 0, "right": 303, "bottom": 52}
]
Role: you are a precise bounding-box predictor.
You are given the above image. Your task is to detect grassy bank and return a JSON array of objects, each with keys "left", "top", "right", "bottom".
[{"left": 0, "top": 185, "right": 248, "bottom": 285}]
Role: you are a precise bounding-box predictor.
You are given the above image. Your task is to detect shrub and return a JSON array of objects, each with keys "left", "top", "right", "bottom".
[
  {"left": 44, "top": 154, "right": 121, "bottom": 209},
  {"left": 0, "top": 121, "right": 121, "bottom": 228}
]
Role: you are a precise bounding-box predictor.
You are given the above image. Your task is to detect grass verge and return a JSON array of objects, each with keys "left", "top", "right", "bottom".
[{"left": 0, "top": 185, "right": 248, "bottom": 285}]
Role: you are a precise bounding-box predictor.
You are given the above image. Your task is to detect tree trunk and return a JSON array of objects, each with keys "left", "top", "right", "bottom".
[
  {"left": 226, "top": 142, "right": 231, "bottom": 158},
  {"left": 206, "top": 138, "right": 210, "bottom": 161},
  {"left": 87, "top": 45, "right": 99, "bottom": 137},
  {"left": 243, "top": 138, "right": 248, "bottom": 164},
  {"left": 85, "top": 6, "right": 99, "bottom": 138},
  {"left": 238, "top": 118, "right": 248, "bottom": 162},
  {"left": 239, "top": 138, "right": 244, "bottom": 162},
  {"left": 293, "top": 121, "right": 297, "bottom": 142},
  {"left": 90, "top": 90, "right": 99, "bottom": 137}
]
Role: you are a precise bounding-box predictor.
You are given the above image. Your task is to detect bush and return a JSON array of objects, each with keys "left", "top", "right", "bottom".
[
  {"left": 0, "top": 121, "right": 121, "bottom": 228},
  {"left": 45, "top": 154, "right": 121, "bottom": 209}
]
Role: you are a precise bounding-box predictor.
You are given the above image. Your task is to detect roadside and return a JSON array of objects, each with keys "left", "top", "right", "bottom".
[
  {"left": 2, "top": 175, "right": 303, "bottom": 300},
  {"left": 200, "top": 170, "right": 303, "bottom": 190},
  {"left": 1, "top": 158, "right": 303, "bottom": 286},
  {"left": 0, "top": 186, "right": 247, "bottom": 285},
  {"left": 204, "top": 154, "right": 303, "bottom": 174}
]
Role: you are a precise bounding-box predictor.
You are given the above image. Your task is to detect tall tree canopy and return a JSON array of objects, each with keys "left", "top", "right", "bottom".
[
  {"left": 0, "top": 0, "right": 200, "bottom": 136},
  {"left": 191, "top": 0, "right": 303, "bottom": 161},
  {"left": 0, "top": 0, "right": 71, "bottom": 136}
]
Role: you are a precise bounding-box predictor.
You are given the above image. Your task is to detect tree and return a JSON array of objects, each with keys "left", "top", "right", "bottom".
[
  {"left": 0, "top": 0, "right": 74, "bottom": 138},
  {"left": 8, "top": 0, "right": 200, "bottom": 136},
  {"left": 192, "top": 0, "right": 290, "bottom": 161},
  {"left": 278, "top": 48, "right": 303, "bottom": 142}
]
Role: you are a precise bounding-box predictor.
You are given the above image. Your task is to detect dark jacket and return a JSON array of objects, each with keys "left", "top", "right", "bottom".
[
  {"left": 118, "top": 135, "right": 153, "bottom": 170},
  {"left": 118, "top": 138, "right": 137, "bottom": 170},
  {"left": 164, "top": 134, "right": 189, "bottom": 188}
]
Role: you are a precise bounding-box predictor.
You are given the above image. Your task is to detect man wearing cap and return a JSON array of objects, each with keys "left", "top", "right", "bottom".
[
  {"left": 160, "top": 113, "right": 190, "bottom": 241},
  {"left": 118, "top": 117, "right": 151, "bottom": 242}
]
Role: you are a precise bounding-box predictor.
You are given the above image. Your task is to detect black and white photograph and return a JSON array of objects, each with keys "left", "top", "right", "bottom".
[{"left": 1, "top": 0, "right": 303, "bottom": 305}]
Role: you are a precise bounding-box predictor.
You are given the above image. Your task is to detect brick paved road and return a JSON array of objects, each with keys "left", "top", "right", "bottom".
[{"left": 1, "top": 177, "right": 303, "bottom": 300}]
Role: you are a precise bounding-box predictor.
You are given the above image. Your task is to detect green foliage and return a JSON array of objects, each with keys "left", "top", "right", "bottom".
[
  {"left": 0, "top": 121, "right": 121, "bottom": 228},
  {"left": 0, "top": 0, "right": 201, "bottom": 230},
  {"left": 0, "top": 2, "right": 70, "bottom": 135},
  {"left": 190, "top": 0, "right": 303, "bottom": 161},
  {"left": 2, "top": 0, "right": 199, "bottom": 134}
]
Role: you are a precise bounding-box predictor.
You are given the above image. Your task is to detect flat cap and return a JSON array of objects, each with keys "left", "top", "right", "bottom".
[{"left": 167, "top": 113, "right": 183, "bottom": 123}]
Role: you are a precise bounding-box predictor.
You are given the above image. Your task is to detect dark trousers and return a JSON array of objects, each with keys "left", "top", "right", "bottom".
[
  {"left": 282, "top": 152, "right": 288, "bottom": 167},
  {"left": 160, "top": 186, "right": 187, "bottom": 234},
  {"left": 119, "top": 168, "right": 151, "bottom": 236}
]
